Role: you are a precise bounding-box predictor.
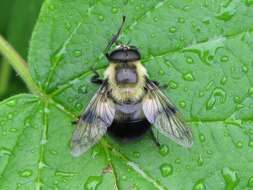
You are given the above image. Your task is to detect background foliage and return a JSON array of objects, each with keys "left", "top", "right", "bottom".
[{"left": 1, "top": 0, "right": 253, "bottom": 189}]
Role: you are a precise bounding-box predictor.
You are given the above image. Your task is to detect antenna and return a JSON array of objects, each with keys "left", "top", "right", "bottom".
[{"left": 104, "top": 15, "right": 126, "bottom": 58}]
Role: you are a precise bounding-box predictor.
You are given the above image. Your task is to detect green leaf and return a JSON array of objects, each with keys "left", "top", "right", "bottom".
[{"left": 1, "top": 0, "right": 253, "bottom": 189}]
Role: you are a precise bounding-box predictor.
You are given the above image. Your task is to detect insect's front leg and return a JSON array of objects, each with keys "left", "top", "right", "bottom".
[
  {"left": 91, "top": 68, "right": 104, "bottom": 85},
  {"left": 71, "top": 115, "right": 81, "bottom": 125}
]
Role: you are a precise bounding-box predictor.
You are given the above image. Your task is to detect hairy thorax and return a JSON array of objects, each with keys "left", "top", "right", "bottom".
[{"left": 104, "top": 61, "right": 147, "bottom": 103}]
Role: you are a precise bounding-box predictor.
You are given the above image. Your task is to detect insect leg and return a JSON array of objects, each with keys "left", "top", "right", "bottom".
[
  {"left": 91, "top": 68, "right": 104, "bottom": 85},
  {"left": 71, "top": 115, "right": 81, "bottom": 125},
  {"left": 150, "top": 129, "right": 161, "bottom": 147}
]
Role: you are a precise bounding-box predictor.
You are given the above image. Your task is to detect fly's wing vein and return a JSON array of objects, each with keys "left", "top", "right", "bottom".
[
  {"left": 71, "top": 81, "right": 115, "bottom": 156},
  {"left": 142, "top": 79, "right": 193, "bottom": 147}
]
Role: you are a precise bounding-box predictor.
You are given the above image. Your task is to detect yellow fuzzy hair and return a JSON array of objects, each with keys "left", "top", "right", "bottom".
[{"left": 104, "top": 61, "right": 148, "bottom": 102}]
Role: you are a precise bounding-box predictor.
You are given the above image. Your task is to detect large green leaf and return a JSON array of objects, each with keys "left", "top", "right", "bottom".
[{"left": 1, "top": 0, "right": 253, "bottom": 189}]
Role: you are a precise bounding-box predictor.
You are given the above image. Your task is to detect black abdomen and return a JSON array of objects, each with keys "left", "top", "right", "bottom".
[
  {"left": 108, "top": 101, "right": 150, "bottom": 139},
  {"left": 108, "top": 119, "right": 150, "bottom": 139}
]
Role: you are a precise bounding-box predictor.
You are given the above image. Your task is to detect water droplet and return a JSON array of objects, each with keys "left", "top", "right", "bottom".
[
  {"left": 235, "top": 141, "right": 243, "bottom": 148},
  {"left": 192, "top": 179, "right": 206, "bottom": 190},
  {"left": 159, "top": 144, "right": 169, "bottom": 156},
  {"left": 220, "top": 76, "right": 227, "bottom": 85},
  {"left": 7, "top": 113, "right": 13, "bottom": 119},
  {"left": 248, "top": 139, "right": 253, "bottom": 148},
  {"left": 247, "top": 176, "right": 253, "bottom": 187},
  {"left": 248, "top": 87, "right": 253, "bottom": 95},
  {"left": 73, "top": 50, "right": 82, "bottom": 57},
  {"left": 111, "top": 7, "right": 118, "bottom": 14},
  {"left": 159, "top": 163, "right": 173, "bottom": 177},
  {"left": 175, "top": 158, "right": 181, "bottom": 164},
  {"left": 206, "top": 88, "right": 226, "bottom": 110},
  {"left": 233, "top": 96, "right": 241, "bottom": 104},
  {"left": 49, "top": 5, "right": 55, "bottom": 11},
  {"left": 6, "top": 100, "right": 16, "bottom": 107},
  {"left": 98, "top": 15, "right": 104, "bottom": 21},
  {"left": 50, "top": 149, "right": 57, "bottom": 155},
  {"left": 159, "top": 70, "right": 165, "bottom": 75},
  {"left": 78, "top": 85, "right": 88, "bottom": 94},
  {"left": 133, "top": 151, "right": 140, "bottom": 158},
  {"left": 55, "top": 170, "right": 76, "bottom": 177},
  {"left": 0, "top": 147, "right": 13, "bottom": 156},
  {"left": 216, "top": 8, "right": 235, "bottom": 21},
  {"left": 169, "top": 26, "right": 177, "bottom": 33},
  {"left": 199, "top": 133, "right": 206, "bottom": 143},
  {"left": 199, "top": 91, "right": 204, "bottom": 97},
  {"left": 9, "top": 128, "right": 17, "bottom": 133},
  {"left": 221, "top": 167, "right": 240, "bottom": 190},
  {"left": 122, "top": 175, "right": 127, "bottom": 180},
  {"left": 197, "top": 154, "right": 204, "bottom": 166},
  {"left": 153, "top": 17, "right": 158, "bottom": 22},
  {"left": 183, "top": 5, "right": 190, "bottom": 11},
  {"left": 186, "top": 56, "right": 194, "bottom": 64},
  {"left": 169, "top": 81, "right": 178, "bottom": 89},
  {"left": 179, "top": 101, "right": 186, "bottom": 108},
  {"left": 202, "top": 17, "right": 210, "bottom": 24},
  {"left": 18, "top": 169, "right": 33, "bottom": 177},
  {"left": 76, "top": 103, "right": 83, "bottom": 110},
  {"left": 242, "top": 65, "right": 248, "bottom": 73},
  {"left": 84, "top": 176, "right": 102, "bottom": 190},
  {"left": 151, "top": 33, "right": 156, "bottom": 38},
  {"left": 178, "top": 17, "right": 185, "bottom": 23},
  {"left": 183, "top": 72, "right": 195, "bottom": 81},
  {"left": 221, "top": 56, "right": 229, "bottom": 62}
]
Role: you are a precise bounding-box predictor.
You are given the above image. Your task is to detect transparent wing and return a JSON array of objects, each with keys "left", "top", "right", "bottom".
[
  {"left": 143, "top": 79, "right": 193, "bottom": 147},
  {"left": 71, "top": 82, "right": 115, "bottom": 156}
]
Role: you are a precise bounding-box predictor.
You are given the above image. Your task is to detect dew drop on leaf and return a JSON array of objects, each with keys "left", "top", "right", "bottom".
[
  {"left": 206, "top": 88, "right": 226, "bottom": 110},
  {"left": 248, "top": 139, "right": 253, "bottom": 148},
  {"left": 111, "top": 7, "right": 118, "bottom": 14},
  {"left": 242, "top": 65, "right": 248, "bottom": 73},
  {"left": 84, "top": 176, "right": 102, "bottom": 190},
  {"left": 197, "top": 154, "right": 204, "bottom": 166},
  {"left": 6, "top": 100, "right": 17, "bottom": 107},
  {"left": 192, "top": 179, "right": 206, "bottom": 190},
  {"left": 179, "top": 101, "right": 186, "bottom": 108},
  {"left": 183, "top": 72, "right": 195, "bottom": 81},
  {"left": 199, "top": 133, "right": 206, "bottom": 143},
  {"left": 220, "top": 55, "right": 229, "bottom": 62},
  {"left": 169, "top": 26, "right": 177, "bottom": 33},
  {"left": 216, "top": 7, "right": 236, "bottom": 21},
  {"left": 159, "top": 163, "right": 173, "bottom": 177},
  {"left": 248, "top": 176, "right": 253, "bottom": 187},
  {"left": 0, "top": 147, "right": 13, "bottom": 156},
  {"left": 98, "top": 15, "right": 104, "bottom": 21},
  {"left": 221, "top": 167, "right": 240, "bottom": 190},
  {"left": 55, "top": 170, "right": 76, "bottom": 177},
  {"left": 186, "top": 56, "right": 194, "bottom": 64},
  {"left": 18, "top": 169, "right": 33, "bottom": 177},
  {"left": 133, "top": 151, "right": 141, "bottom": 158},
  {"left": 178, "top": 17, "right": 185, "bottom": 23},
  {"left": 220, "top": 76, "right": 227, "bottom": 85},
  {"left": 169, "top": 80, "right": 178, "bottom": 89},
  {"left": 73, "top": 50, "right": 82, "bottom": 57},
  {"left": 153, "top": 17, "right": 158, "bottom": 22},
  {"left": 235, "top": 141, "right": 243, "bottom": 148},
  {"left": 159, "top": 144, "right": 169, "bottom": 156}
]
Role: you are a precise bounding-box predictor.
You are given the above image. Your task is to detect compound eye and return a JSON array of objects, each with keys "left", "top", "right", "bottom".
[{"left": 108, "top": 48, "right": 141, "bottom": 62}]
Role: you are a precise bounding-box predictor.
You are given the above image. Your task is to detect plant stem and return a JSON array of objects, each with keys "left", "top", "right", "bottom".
[
  {"left": 0, "top": 35, "right": 42, "bottom": 96},
  {"left": 0, "top": 59, "right": 11, "bottom": 96}
]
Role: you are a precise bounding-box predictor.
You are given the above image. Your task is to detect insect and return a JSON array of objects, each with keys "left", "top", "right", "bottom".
[{"left": 71, "top": 16, "right": 193, "bottom": 157}]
